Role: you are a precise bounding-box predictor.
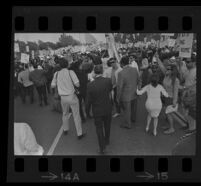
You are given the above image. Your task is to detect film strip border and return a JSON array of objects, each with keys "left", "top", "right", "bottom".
[
  {"left": 8, "top": 6, "right": 201, "bottom": 182},
  {"left": 15, "top": 15, "right": 193, "bottom": 32},
  {"left": 12, "top": 6, "right": 201, "bottom": 32},
  {"left": 11, "top": 157, "right": 197, "bottom": 182}
]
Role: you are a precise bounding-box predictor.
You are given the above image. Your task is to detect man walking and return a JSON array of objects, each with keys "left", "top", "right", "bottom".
[
  {"left": 117, "top": 56, "right": 141, "bottom": 129},
  {"left": 29, "top": 64, "right": 48, "bottom": 106},
  {"left": 86, "top": 65, "right": 113, "bottom": 154},
  {"left": 18, "top": 64, "right": 34, "bottom": 104},
  {"left": 51, "top": 58, "right": 85, "bottom": 139}
]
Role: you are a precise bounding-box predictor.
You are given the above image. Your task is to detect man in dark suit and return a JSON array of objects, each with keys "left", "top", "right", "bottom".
[
  {"left": 86, "top": 64, "right": 113, "bottom": 154},
  {"left": 117, "top": 56, "right": 141, "bottom": 129}
]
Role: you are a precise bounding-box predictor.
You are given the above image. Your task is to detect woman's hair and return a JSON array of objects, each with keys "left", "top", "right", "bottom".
[
  {"left": 150, "top": 74, "right": 159, "bottom": 87},
  {"left": 59, "top": 58, "right": 69, "bottom": 69}
]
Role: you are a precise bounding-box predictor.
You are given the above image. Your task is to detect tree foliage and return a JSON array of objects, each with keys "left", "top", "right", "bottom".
[{"left": 57, "top": 34, "right": 81, "bottom": 47}]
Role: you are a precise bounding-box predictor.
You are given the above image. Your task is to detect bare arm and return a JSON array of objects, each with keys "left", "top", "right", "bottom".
[
  {"left": 160, "top": 85, "right": 169, "bottom": 98},
  {"left": 173, "top": 79, "right": 180, "bottom": 105},
  {"left": 136, "top": 85, "right": 147, "bottom": 95}
]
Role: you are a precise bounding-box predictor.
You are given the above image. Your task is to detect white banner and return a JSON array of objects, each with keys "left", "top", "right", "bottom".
[
  {"left": 178, "top": 33, "right": 194, "bottom": 58},
  {"left": 21, "top": 53, "right": 29, "bottom": 64},
  {"left": 161, "top": 33, "right": 174, "bottom": 36}
]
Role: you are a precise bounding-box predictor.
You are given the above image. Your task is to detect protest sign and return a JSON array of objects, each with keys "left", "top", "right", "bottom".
[
  {"left": 178, "top": 33, "right": 194, "bottom": 58},
  {"left": 31, "top": 50, "right": 34, "bottom": 59},
  {"left": 167, "top": 39, "right": 176, "bottom": 47},
  {"left": 161, "top": 33, "right": 174, "bottom": 36},
  {"left": 14, "top": 43, "right": 20, "bottom": 52},
  {"left": 21, "top": 53, "right": 29, "bottom": 64},
  {"left": 26, "top": 45, "right": 29, "bottom": 52}
]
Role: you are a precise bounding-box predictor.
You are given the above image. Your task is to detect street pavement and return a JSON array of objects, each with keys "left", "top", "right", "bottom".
[{"left": 14, "top": 90, "right": 190, "bottom": 155}]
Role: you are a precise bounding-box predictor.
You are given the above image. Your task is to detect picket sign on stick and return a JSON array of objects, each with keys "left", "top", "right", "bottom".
[
  {"left": 21, "top": 53, "right": 30, "bottom": 64},
  {"left": 178, "top": 33, "right": 194, "bottom": 58},
  {"left": 14, "top": 43, "right": 20, "bottom": 52}
]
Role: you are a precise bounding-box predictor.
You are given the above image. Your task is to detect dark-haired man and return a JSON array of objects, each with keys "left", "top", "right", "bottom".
[
  {"left": 51, "top": 58, "right": 86, "bottom": 139},
  {"left": 86, "top": 64, "right": 113, "bottom": 154},
  {"left": 29, "top": 64, "right": 48, "bottom": 106},
  {"left": 117, "top": 56, "right": 141, "bottom": 129}
]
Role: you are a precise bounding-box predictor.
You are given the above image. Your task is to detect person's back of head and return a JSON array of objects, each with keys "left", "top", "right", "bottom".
[
  {"left": 59, "top": 58, "right": 69, "bottom": 69},
  {"left": 120, "top": 56, "right": 129, "bottom": 67},
  {"left": 94, "top": 64, "right": 103, "bottom": 75},
  {"left": 24, "top": 64, "right": 29, "bottom": 70},
  {"left": 33, "top": 64, "right": 38, "bottom": 69},
  {"left": 150, "top": 74, "right": 159, "bottom": 88}
]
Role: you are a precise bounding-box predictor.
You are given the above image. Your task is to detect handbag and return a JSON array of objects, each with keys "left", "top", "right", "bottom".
[
  {"left": 54, "top": 72, "right": 61, "bottom": 100},
  {"left": 68, "top": 70, "right": 80, "bottom": 96}
]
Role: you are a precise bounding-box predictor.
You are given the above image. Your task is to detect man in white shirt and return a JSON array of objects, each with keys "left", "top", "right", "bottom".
[
  {"left": 51, "top": 58, "right": 86, "bottom": 139},
  {"left": 18, "top": 64, "right": 34, "bottom": 104}
]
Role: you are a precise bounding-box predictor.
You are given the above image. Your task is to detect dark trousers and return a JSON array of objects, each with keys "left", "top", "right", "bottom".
[
  {"left": 36, "top": 85, "right": 48, "bottom": 105},
  {"left": 77, "top": 94, "right": 86, "bottom": 121},
  {"left": 94, "top": 114, "right": 112, "bottom": 152},
  {"left": 121, "top": 98, "right": 137, "bottom": 127},
  {"left": 46, "top": 79, "right": 52, "bottom": 94},
  {"left": 20, "top": 85, "right": 34, "bottom": 104},
  {"left": 113, "top": 87, "right": 121, "bottom": 113}
]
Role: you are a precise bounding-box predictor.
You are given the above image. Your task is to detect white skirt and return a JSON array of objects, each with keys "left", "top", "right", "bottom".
[{"left": 145, "top": 98, "right": 162, "bottom": 118}]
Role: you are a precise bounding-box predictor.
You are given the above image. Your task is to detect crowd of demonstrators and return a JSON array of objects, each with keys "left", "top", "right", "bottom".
[{"left": 14, "top": 42, "right": 196, "bottom": 154}]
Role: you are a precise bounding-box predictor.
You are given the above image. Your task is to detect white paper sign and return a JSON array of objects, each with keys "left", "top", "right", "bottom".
[
  {"left": 178, "top": 33, "right": 194, "bottom": 58},
  {"left": 21, "top": 53, "right": 29, "bottom": 64},
  {"left": 26, "top": 45, "right": 29, "bottom": 52},
  {"left": 14, "top": 43, "right": 20, "bottom": 52},
  {"left": 168, "top": 39, "right": 176, "bottom": 47},
  {"left": 31, "top": 50, "right": 34, "bottom": 59}
]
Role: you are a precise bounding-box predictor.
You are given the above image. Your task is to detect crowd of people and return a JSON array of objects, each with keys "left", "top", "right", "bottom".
[{"left": 14, "top": 44, "right": 196, "bottom": 155}]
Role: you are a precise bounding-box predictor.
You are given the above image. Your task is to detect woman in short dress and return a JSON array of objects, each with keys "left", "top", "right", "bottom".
[{"left": 137, "top": 74, "right": 169, "bottom": 136}]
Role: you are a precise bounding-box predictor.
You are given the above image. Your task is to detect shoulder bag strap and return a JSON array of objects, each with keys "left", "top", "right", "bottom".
[{"left": 68, "top": 70, "right": 75, "bottom": 87}]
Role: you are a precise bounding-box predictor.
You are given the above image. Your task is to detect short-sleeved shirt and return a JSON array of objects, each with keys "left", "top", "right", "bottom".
[
  {"left": 18, "top": 69, "right": 33, "bottom": 87},
  {"left": 51, "top": 68, "right": 79, "bottom": 96}
]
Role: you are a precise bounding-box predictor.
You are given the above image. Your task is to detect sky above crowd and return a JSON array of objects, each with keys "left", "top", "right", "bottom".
[{"left": 15, "top": 33, "right": 106, "bottom": 44}]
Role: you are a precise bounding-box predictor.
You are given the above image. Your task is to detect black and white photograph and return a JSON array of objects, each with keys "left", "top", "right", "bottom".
[{"left": 14, "top": 33, "right": 196, "bottom": 155}]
